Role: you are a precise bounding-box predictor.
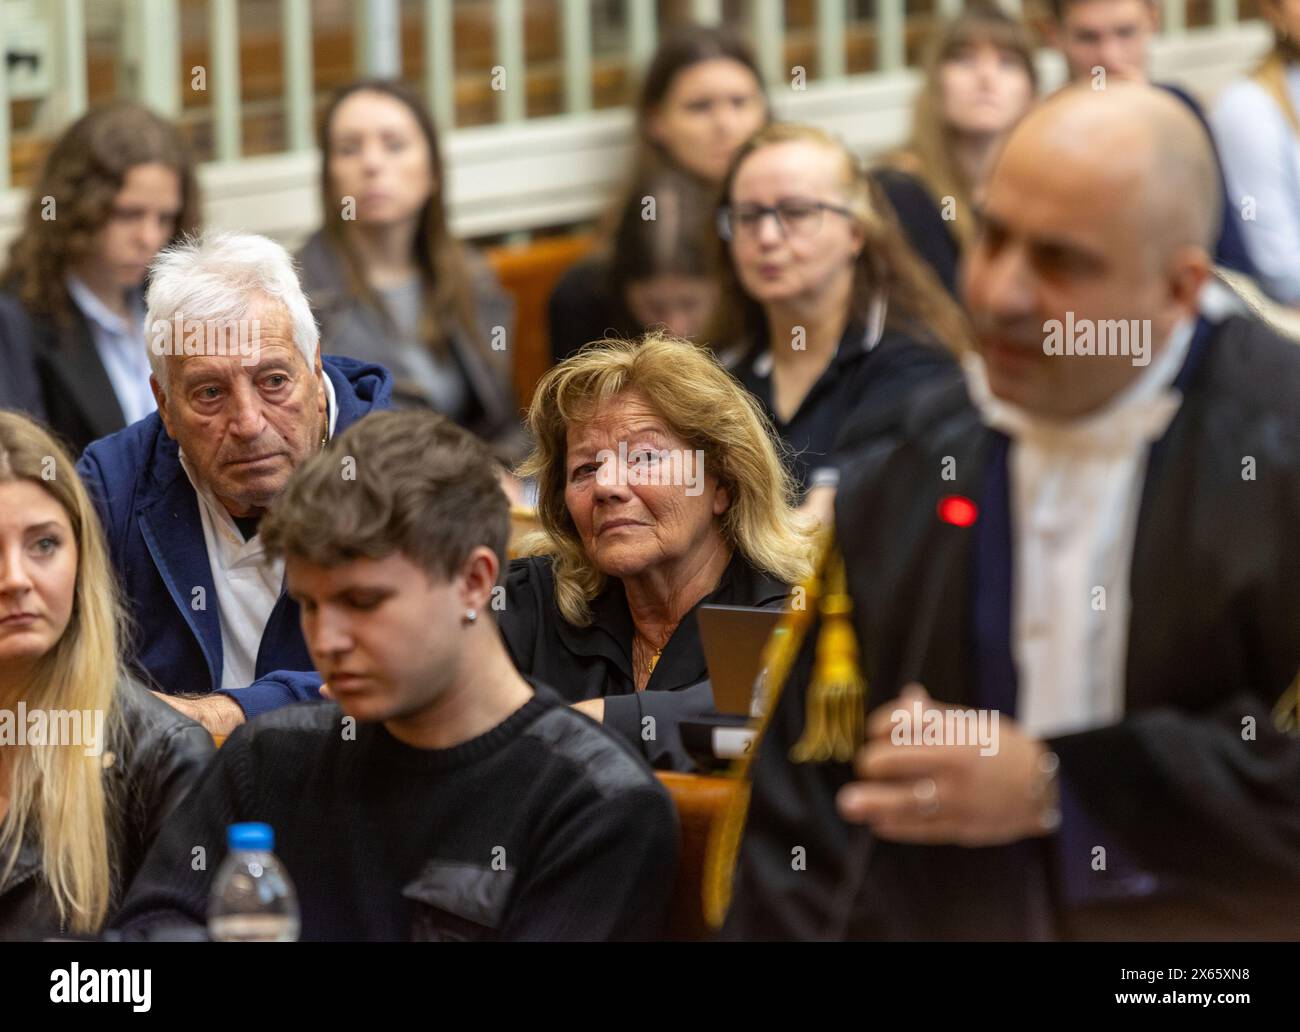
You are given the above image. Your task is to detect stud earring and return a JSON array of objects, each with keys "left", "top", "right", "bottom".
[{"left": 464, "top": 608, "right": 478, "bottom": 624}]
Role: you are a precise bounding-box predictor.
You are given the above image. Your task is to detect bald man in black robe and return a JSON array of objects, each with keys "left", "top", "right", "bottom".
[{"left": 721, "top": 83, "right": 1300, "bottom": 940}]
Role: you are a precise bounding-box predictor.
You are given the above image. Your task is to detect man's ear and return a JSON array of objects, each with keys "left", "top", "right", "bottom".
[
  {"left": 150, "top": 375, "right": 177, "bottom": 440},
  {"left": 459, "top": 546, "right": 501, "bottom": 613},
  {"left": 314, "top": 345, "right": 328, "bottom": 429},
  {"left": 1165, "top": 246, "right": 1211, "bottom": 322}
]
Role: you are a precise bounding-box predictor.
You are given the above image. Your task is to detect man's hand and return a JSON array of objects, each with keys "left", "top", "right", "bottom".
[
  {"left": 572, "top": 698, "right": 605, "bottom": 723},
  {"left": 835, "top": 684, "right": 1056, "bottom": 846},
  {"left": 153, "top": 691, "right": 246, "bottom": 739}
]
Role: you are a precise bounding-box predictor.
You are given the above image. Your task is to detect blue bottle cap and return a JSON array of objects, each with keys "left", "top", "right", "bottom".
[{"left": 227, "top": 822, "right": 274, "bottom": 851}]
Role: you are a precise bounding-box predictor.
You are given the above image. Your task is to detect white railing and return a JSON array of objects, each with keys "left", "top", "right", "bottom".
[{"left": 0, "top": 0, "right": 1273, "bottom": 250}]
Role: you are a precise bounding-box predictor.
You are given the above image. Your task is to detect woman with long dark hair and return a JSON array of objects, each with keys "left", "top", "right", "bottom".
[
  {"left": 549, "top": 165, "right": 718, "bottom": 363},
  {"left": 0, "top": 103, "right": 200, "bottom": 453},
  {"left": 298, "top": 79, "right": 522, "bottom": 459}
]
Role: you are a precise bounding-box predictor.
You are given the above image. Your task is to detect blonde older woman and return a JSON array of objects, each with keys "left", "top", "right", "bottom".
[
  {"left": 0, "top": 411, "right": 212, "bottom": 939},
  {"left": 503, "top": 332, "right": 817, "bottom": 770}
]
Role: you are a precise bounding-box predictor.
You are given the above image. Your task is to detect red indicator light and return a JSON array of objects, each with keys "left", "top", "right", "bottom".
[{"left": 937, "top": 495, "right": 978, "bottom": 527}]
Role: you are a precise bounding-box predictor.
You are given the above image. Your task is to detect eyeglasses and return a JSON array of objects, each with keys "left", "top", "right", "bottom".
[{"left": 716, "top": 199, "right": 856, "bottom": 242}]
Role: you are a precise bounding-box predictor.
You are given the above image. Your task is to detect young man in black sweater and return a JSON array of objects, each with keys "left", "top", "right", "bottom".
[{"left": 114, "top": 410, "right": 678, "bottom": 941}]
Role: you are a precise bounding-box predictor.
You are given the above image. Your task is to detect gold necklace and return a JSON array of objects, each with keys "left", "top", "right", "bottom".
[{"left": 634, "top": 633, "right": 664, "bottom": 685}]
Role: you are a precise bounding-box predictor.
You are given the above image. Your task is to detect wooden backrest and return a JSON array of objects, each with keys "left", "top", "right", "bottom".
[
  {"left": 508, "top": 505, "right": 543, "bottom": 557},
  {"left": 485, "top": 234, "right": 596, "bottom": 408},
  {"left": 655, "top": 771, "right": 740, "bottom": 941}
]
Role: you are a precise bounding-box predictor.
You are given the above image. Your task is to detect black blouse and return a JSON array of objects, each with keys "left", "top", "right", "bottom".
[
  {"left": 730, "top": 316, "right": 956, "bottom": 494},
  {"left": 500, "top": 551, "right": 787, "bottom": 770}
]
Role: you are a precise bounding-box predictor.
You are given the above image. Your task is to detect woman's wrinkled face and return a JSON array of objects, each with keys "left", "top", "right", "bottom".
[
  {"left": 940, "top": 41, "right": 1035, "bottom": 136},
  {"left": 327, "top": 90, "right": 436, "bottom": 226},
  {"left": 648, "top": 58, "right": 766, "bottom": 184},
  {"left": 0, "top": 480, "right": 78, "bottom": 685},
  {"left": 563, "top": 390, "right": 730, "bottom": 581}
]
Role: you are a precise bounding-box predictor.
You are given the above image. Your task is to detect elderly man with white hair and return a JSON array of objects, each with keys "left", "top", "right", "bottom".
[{"left": 77, "top": 231, "right": 393, "bottom": 736}]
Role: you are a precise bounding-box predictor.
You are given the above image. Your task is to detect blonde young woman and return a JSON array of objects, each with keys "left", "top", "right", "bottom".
[
  {"left": 873, "top": 4, "right": 1038, "bottom": 294},
  {"left": 0, "top": 411, "right": 211, "bottom": 939},
  {"left": 502, "top": 333, "right": 817, "bottom": 771}
]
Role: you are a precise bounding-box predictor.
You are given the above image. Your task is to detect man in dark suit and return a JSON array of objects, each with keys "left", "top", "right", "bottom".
[
  {"left": 721, "top": 83, "right": 1300, "bottom": 939},
  {"left": 76, "top": 232, "right": 392, "bottom": 739}
]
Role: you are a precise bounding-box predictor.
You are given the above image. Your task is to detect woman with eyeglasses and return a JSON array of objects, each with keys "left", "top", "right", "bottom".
[{"left": 711, "top": 123, "right": 970, "bottom": 518}]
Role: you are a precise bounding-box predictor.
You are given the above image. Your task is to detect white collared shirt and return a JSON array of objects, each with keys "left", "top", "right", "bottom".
[
  {"left": 180, "top": 371, "right": 338, "bottom": 691},
  {"left": 964, "top": 320, "right": 1193, "bottom": 738},
  {"left": 66, "top": 274, "right": 155, "bottom": 426}
]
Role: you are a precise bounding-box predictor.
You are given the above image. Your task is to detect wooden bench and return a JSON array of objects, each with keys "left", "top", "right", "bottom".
[{"left": 656, "top": 771, "right": 740, "bottom": 941}]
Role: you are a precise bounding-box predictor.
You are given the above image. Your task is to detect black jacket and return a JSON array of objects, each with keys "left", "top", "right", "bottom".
[
  {"left": 501, "top": 552, "right": 788, "bottom": 770},
  {"left": 0, "top": 679, "right": 214, "bottom": 940},
  {"left": 0, "top": 291, "right": 126, "bottom": 454},
  {"left": 727, "top": 319, "right": 958, "bottom": 494},
  {"left": 0, "top": 302, "right": 44, "bottom": 418},
  {"left": 725, "top": 313, "right": 1300, "bottom": 940}
]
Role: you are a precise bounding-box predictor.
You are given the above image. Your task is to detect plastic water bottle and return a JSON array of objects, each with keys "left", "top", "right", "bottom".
[{"left": 207, "top": 822, "right": 300, "bottom": 942}]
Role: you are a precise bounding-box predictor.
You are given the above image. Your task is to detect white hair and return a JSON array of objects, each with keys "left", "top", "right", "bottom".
[{"left": 144, "top": 230, "right": 319, "bottom": 388}]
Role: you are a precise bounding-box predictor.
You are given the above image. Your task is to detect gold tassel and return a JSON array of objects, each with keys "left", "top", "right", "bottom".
[
  {"left": 703, "top": 530, "right": 870, "bottom": 929},
  {"left": 790, "top": 547, "right": 868, "bottom": 765}
]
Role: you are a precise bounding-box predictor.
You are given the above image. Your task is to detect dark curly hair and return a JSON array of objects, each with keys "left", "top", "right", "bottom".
[{"left": 0, "top": 102, "right": 200, "bottom": 324}]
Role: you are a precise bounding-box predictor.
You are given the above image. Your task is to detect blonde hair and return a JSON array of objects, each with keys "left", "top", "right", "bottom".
[
  {"left": 0, "top": 412, "right": 125, "bottom": 933},
  {"left": 519, "top": 333, "right": 817, "bottom": 626},
  {"left": 883, "top": 4, "right": 1038, "bottom": 249},
  {"left": 710, "top": 122, "right": 972, "bottom": 356}
]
